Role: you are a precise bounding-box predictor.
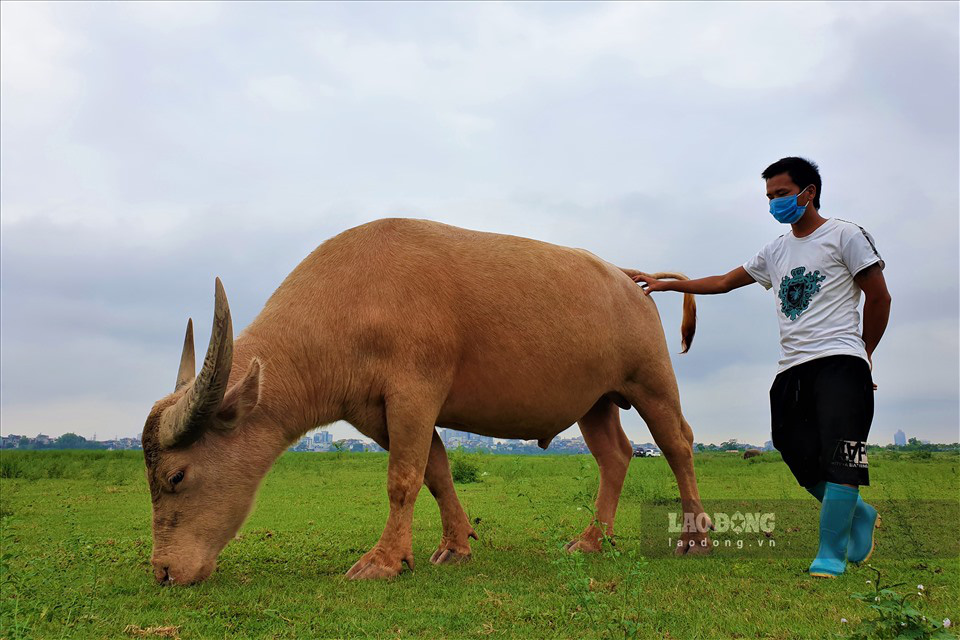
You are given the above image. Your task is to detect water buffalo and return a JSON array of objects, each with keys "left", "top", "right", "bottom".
[{"left": 141, "top": 218, "right": 712, "bottom": 584}]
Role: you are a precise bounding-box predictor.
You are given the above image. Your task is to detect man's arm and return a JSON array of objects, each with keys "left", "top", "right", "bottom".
[
  {"left": 853, "top": 263, "right": 891, "bottom": 364},
  {"left": 632, "top": 266, "right": 756, "bottom": 295}
]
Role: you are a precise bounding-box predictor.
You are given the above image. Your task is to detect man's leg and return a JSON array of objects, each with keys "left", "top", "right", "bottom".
[
  {"left": 770, "top": 361, "right": 850, "bottom": 577},
  {"left": 808, "top": 356, "right": 877, "bottom": 576},
  {"left": 770, "top": 365, "right": 823, "bottom": 490},
  {"left": 806, "top": 482, "right": 825, "bottom": 500}
]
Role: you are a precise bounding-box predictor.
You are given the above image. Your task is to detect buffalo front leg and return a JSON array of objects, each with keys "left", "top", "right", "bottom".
[
  {"left": 424, "top": 430, "right": 477, "bottom": 564},
  {"left": 346, "top": 395, "right": 437, "bottom": 580},
  {"left": 565, "top": 398, "right": 633, "bottom": 553}
]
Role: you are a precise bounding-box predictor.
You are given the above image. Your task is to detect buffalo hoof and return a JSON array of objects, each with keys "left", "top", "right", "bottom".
[
  {"left": 430, "top": 548, "right": 472, "bottom": 564},
  {"left": 674, "top": 537, "right": 712, "bottom": 556},
  {"left": 564, "top": 538, "right": 603, "bottom": 553},
  {"left": 430, "top": 529, "right": 476, "bottom": 565},
  {"left": 345, "top": 548, "right": 408, "bottom": 580}
]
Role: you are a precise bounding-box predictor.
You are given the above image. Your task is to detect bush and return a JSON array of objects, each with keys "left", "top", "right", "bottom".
[
  {"left": 0, "top": 450, "right": 142, "bottom": 481},
  {"left": 450, "top": 452, "right": 481, "bottom": 484},
  {"left": 0, "top": 457, "right": 23, "bottom": 479}
]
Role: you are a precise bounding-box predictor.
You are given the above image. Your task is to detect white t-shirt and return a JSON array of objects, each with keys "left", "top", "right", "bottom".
[{"left": 742, "top": 218, "right": 884, "bottom": 373}]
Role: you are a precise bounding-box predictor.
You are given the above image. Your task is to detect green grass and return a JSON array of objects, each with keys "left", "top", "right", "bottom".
[{"left": 1, "top": 450, "right": 957, "bottom": 639}]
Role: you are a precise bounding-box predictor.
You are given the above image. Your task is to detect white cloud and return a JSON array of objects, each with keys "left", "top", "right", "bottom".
[
  {"left": 875, "top": 318, "right": 959, "bottom": 403},
  {"left": 120, "top": 1, "right": 222, "bottom": 30},
  {"left": 0, "top": 2, "right": 956, "bottom": 444},
  {"left": 0, "top": 397, "right": 150, "bottom": 440},
  {"left": 0, "top": 2, "right": 85, "bottom": 126},
  {"left": 301, "top": 2, "right": 855, "bottom": 112},
  {"left": 245, "top": 75, "right": 317, "bottom": 112},
  {"left": 673, "top": 363, "right": 776, "bottom": 446},
  {"left": 441, "top": 112, "right": 498, "bottom": 148},
  {"left": 0, "top": 3, "right": 76, "bottom": 92}
]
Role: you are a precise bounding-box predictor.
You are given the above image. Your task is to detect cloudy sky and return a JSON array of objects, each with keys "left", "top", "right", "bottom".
[{"left": 2, "top": 2, "right": 957, "bottom": 446}]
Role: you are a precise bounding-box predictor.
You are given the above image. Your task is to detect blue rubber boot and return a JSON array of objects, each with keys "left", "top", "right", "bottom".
[
  {"left": 848, "top": 499, "right": 878, "bottom": 564},
  {"left": 808, "top": 482, "right": 858, "bottom": 578},
  {"left": 806, "top": 481, "right": 878, "bottom": 565}
]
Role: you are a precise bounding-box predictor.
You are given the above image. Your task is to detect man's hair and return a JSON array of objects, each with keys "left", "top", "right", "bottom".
[{"left": 762, "top": 157, "right": 822, "bottom": 209}]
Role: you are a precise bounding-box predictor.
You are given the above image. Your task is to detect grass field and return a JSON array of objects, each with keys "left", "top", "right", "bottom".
[{"left": 1, "top": 449, "right": 957, "bottom": 639}]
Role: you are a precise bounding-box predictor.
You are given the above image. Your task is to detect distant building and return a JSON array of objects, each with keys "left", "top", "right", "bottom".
[
  {"left": 341, "top": 439, "right": 367, "bottom": 453},
  {"left": 123, "top": 437, "right": 142, "bottom": 449},
  {"left": 442, "top": 429, "right": 494, "bottom": 448},
  {"left": 894, "top": 430, "right": 906, "bottom": 446}
]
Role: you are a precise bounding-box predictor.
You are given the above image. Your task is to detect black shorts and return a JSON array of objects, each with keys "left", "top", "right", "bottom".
[{"left": 769, "top": 354, "right": 874, "bottom": 489}]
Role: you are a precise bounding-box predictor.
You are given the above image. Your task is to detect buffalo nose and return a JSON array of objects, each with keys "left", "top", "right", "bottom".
[{"left": 153, "top": 563, "right": 172, "bottom": 584}]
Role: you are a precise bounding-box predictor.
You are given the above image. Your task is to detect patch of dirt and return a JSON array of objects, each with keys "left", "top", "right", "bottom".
[{"left": 123, "top": 624, "right": 180, "bottom": 638}]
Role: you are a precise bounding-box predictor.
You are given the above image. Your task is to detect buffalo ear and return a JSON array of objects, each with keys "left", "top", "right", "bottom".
[{"left": 215, "top": 358, "right": 262, "bottom": 428}]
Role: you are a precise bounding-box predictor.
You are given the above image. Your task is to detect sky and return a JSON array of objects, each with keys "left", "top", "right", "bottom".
[{"left": 1, "top": 2, "right": 958, "bottom": 446}]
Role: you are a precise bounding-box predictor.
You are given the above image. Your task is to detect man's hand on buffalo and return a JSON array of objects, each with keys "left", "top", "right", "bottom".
[{"left": 632, "top": 273, "right": 667, "bottom": 295}]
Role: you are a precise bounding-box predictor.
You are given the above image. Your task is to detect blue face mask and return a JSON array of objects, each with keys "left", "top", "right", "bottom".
[{"left": 769, "top": 185, "right": 814, "bottom": 224}]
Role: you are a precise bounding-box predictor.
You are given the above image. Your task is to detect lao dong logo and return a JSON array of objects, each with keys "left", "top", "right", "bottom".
[{"left": 668, "top": 511, "right": 776, "bottom": 534}]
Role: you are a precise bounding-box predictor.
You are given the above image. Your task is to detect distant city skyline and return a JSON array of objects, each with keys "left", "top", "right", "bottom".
[
  {"left": 3, "top": 423, "right": 958, "bottom": 448},
  {"left": 0, "top": 429, "right": 957, "bottom": 454}
]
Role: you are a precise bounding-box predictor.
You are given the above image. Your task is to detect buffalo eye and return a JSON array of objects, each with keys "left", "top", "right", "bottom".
[{"left": 170, "top": 470, "right": 185, "bottom": 486}]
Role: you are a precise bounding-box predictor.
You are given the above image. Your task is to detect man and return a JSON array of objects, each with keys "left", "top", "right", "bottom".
[{"left": 635, "top": 157, "right": 891, "bottom": 578}]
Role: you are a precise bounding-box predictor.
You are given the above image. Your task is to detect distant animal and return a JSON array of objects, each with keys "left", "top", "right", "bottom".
[
  {"left": 141, "top": 218, "right": 713, "bottom": 585},
  {"left": 743, "top": 449, "right": 762, "bottom": 459}
]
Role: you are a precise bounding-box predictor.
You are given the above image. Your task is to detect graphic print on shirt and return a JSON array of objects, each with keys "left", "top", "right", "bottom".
[{"left": 778, "top": 266, "right": 826, "bottom": 321}]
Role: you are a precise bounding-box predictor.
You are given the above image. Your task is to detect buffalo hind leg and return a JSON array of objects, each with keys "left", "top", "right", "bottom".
[
  {"left": 566, "top": 398, "right": 633, "bottom": 553},
  {"left": 630, "top": 390, "right": 712, "bottom": 555},
  {"left": 353, "top": 425, "right": 475, "bottom": 565},
  {"left": 346, "top": 392, "right": 438, "bottom": 580},
  {"left": 424, "top": 429, "right": 477, "bottom": 564}
]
